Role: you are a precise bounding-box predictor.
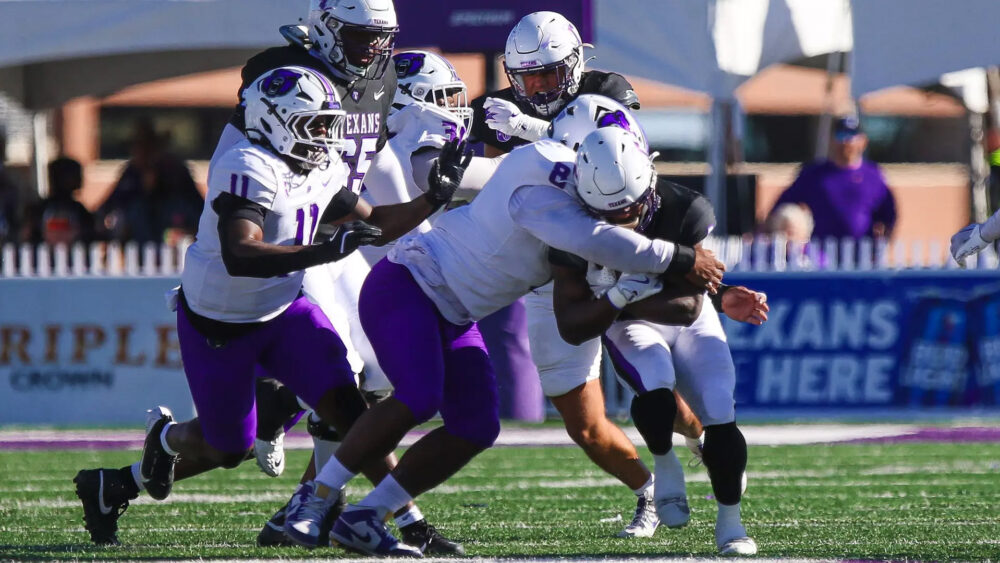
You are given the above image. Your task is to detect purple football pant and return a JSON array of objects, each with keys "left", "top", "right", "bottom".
[
  {"left": 176, "top": 295, "right": 355, "bottom": 453},
  {"left": 479, "top": 298, "right": 544, "bottom": 421},
  {"left": 359, "top": 259, "right": 500, "bottom": 448}
]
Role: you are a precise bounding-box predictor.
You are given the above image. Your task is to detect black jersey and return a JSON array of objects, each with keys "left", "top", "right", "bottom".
[
  {"left": 470, "top": 70, "right": 639, "bottom": 152},
  {"left": 228, "top": 46, "right": 397, "bottom": 194},
  {"left": 549, "top": 181, "right": 715, "bottom": 273}
]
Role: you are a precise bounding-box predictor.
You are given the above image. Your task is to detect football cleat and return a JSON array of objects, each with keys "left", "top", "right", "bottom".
[
  {"left": 254, "top": 432, "right": 286, "bottom": 477},
  {"left": 258, "top": 484, "right": 346, "bottom": 547},
  {"left": 257, "top": 504, "right": 294, "bottom": 547},
  {"left": 719, "top": 536, "right": 758, "bottom": 556},
  {"left": 654, "top": 496, "right": 691, "bottom": 529},
  {"left": 330, "top": 504, "right": 422, "bottom": 557},
  {"left": 284, "top": 480, "right": 343, "bottom": 548},
  {"left": 616, "top": 490, "right": 659, "bottom": 538},
  {"left": 400, "top": 519, "right": 465, "bottom": 555},
  {"left": 73, "top": 468, "right": 137, "bottom": 545},
  {"left": 140, "top": 406, "right": 177, "bottom": 501}
]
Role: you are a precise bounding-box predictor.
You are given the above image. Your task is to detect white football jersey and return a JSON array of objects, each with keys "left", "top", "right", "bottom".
[
  {"left": 390, "top": 139, "right": 678, "bottom": 325},
  {"left": 386, "top": 102, "right": 466, "bottom": 200},
  {"left": 182, "top": 138, "right": 349, "bottom": 323}
]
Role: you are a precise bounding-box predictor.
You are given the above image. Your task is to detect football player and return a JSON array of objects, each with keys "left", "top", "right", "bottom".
[
  {"left": 71, "top": 66, "right": 467, "bottom": 551},
  {"left": 469, "top": 11, "right": 706, "bottom": 538},
  {"left": 254, "top": 49, "right": 491, "bottom": 555},
  {"left": 280, "top": 98, "right": 726, "bottom": 556},
  {"left": 549, "top": 127, "right": 765, "bottom": 556}
]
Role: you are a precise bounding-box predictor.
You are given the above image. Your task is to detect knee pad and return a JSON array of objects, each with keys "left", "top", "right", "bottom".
[
  {"left": 319, "top": 384, "right": 369, "bottom": 435},
  {"left": 630, "top": 388, "right": 676, "bottom": 455},
  {"left": 255, "top": 377, "right": 304, "bottom": 440},
  {"left": 702, "top": 422, "right": 747, "bottom": 505},
  {"left": 307, "top": 412, "right": 341, "bottom": 442}
]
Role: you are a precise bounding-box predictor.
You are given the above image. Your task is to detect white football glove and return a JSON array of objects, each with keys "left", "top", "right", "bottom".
[
  {"left": 950, "top": 223, "right": 988, "bottom": 267},
  {"left": 586, "top": 263, "right": 618, "bottom": 298},
  {"left": 606, "top": 272, "right": 662, "bottom": 310},
  {"left": 483, "top": 97, "right": 549, "bottom": 142}
]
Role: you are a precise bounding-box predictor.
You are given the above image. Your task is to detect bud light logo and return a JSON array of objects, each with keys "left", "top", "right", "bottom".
[
  {"left": 262, "top": 69, "right": 302, "bottom": 97},
  {"left": 394, "top": 52, "right": 425, "bottom": 79}
]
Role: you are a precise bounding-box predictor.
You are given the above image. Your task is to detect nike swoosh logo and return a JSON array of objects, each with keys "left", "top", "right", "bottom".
[
  {"left": 373, "top": 87, "right": 386, "bottom": 100},
  {"left": 97, "top": 472, "right": 112, "bottom": 515}
]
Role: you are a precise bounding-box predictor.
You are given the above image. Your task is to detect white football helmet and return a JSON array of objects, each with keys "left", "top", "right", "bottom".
[
  {"left": 575, "top": 127, "right": 658, "bottom": 230},
  {"left": 548, "top": 94, "right": 647, "bottom": 152},
  {"left": 244, "top": 66, "right": 346, "bottom": 169},
  {"left": 392, "top": 50, "right": 474, "bottom": 138},
  {"left": 307, "top": 0, "right": 398, "bottom": 80},
  {"left": 503, "top": 11, "right": 586, "bottom": 116}
]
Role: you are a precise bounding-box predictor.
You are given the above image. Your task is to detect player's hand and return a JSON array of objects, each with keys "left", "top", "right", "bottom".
[
  {"left": 586, "top": 263, "right": 618, "bottom": 298},
  {"left": 606, "top": 272, "right": 662, "bottom": 309},
  {"left": 721, "top": 285, "right": 769, "bottom": 325},
  {"left": 483, "top": 97, "right": 550, "bottom": 142},
  {"left": 950, "top": 223, "right": 989, "bottom": 267},
  {"left": 685, "top": 246, "right": 725, "bottom": 294},
  {"left": 316, "top": 220, "right": 382, "bottom": 261},
  {"left": 426, "top": 139, "right": 473, "bottom": 209}
]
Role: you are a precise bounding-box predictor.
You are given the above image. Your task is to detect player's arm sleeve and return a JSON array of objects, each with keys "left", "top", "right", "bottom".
[
  {"left": 410, "top": 150, "right": 507, "bottom": 199},
  {"left": 319, "top": 187, "right": 361, "bottom": 223},
  {"left": 212, "top": 191, "right": 333, "bottom": 278},
  {"left": 510, "top": 185, "right": 693, "bottom": 275},
  {"left": 600, "top": 73, "right": 640, "bottom": 109}
]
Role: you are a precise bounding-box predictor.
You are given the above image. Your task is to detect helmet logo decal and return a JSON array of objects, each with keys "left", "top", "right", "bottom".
[
  {"left": 596, "top": 108, "right": 632, "bottom": 133},
  {"left": 262, "top": 69, "right": 303, "bottom": 97},
  {"left": 394, "top": 52, "right": 426, "bottom": 78}
]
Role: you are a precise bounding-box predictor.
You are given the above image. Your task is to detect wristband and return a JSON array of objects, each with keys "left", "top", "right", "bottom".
[
  {"left": 709, "top": 283, "right": 733, "bottom": 312},
  {"left": 665, "top": 244, "right": 696, "bottom": 274}
]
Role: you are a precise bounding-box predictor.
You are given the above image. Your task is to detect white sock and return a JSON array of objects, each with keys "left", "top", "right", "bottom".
[
  {"left": 359, "top": 474, "right": 413, "bottom": 520},
  {"left": 715, "top": 502, "right": 747, "bottom": 544},
  {"left": 653, "top": 449, "right": 686, "bottom": 499},
  {"left": 130, "top": 462, "right": 145, "bottom": 492},
  {"left": 685, "top": 432, "right": 705, "bottom": 454},
  {"left": 315, "top": 454, "right": 357, "bottom": 492},
  {"left": 632, "top": 474, "right": 654, "bottom": 497},
  {"left": 159, "top": 422, "right": 179, "bottom": 456},
  {"left": 394, "top": 505, "right": 424, "bottom": 529}
]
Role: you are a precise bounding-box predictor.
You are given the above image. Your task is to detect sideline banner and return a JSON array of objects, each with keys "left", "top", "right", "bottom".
[
  {"left": 724, "top": 271, "right": 1000, "bottom": 408},
  {"left": 0, "top": 277, "right": 193, "bottom": 424}
]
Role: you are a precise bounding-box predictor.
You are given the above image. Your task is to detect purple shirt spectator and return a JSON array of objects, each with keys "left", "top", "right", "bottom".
[{"left": 773, "top": 159, "right": 897, "bottom": 240}]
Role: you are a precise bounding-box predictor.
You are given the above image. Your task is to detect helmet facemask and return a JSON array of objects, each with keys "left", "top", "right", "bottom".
[
  {"left": 285, "top": 109, "right": 347, "bottom": 168},
  {"left": 428, "top": 84, "right": 474, "bottom": 140},
  {"left": 325, "top": 16, "right": 397, "bottom": 80},
  {"left": 505, "top": 48, "right": 582, "bottom": 116}
]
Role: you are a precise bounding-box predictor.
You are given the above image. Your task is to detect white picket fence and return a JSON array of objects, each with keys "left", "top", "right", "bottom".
[{"left": 0, "top": 236, "right": 994, "bottom": 278}]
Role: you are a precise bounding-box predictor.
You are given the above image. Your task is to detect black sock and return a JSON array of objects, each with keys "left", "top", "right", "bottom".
[{"left": 117, "top": 466, "right": 140, "bottom": 498}]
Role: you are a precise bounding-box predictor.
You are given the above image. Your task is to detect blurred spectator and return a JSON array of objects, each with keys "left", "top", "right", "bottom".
[
  {"left": 770, "top": 116, "right": 897, "bottom": 240},
  {"left": 24, "top": 157, "right": 95, "bottom": 245},
  {"left": 762, "top": 202, "right": 824, "bottom": 269},
  {"left": 764, "top": 203, "right": 814, "bottom": 244},
  {"left": 0, "top": 129, "right": 24, "bottom": 244},
  {"left": 97, "top": 119, "right": 203, "bottom": 244}
]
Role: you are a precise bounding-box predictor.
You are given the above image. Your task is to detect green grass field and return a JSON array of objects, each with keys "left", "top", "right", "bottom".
[{"left": 1, "top": 441, "right": 999, "bottom": 561}]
